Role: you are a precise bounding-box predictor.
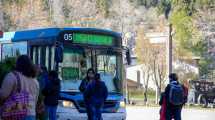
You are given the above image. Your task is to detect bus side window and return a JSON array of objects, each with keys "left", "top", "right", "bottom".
[
  {"left": 35, "top": 46, "right": 39, "bottom": 65},
  {"left": 38, "top": 46, "right": 41, "bottom": 65},
  {"left": 51, "top": 46, "right": 55, "bottom": 70},
  {"left": 2, "top": 43, "right": 13, "bottom": 59},
  {"left": 45, "top": 46, "right": 49, "bottom": 70},
  {"left": 40, "top": 46, "right": 46, "bottom": 66}
]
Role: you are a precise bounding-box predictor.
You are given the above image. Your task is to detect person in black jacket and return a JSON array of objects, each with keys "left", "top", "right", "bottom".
[
  {"left": 79, "top": 68, "right": 95, "bottom": 120},
  {"left": 42, "top": 70, "right": 61, "bottom": 120},
  {"left": 84, "top": 73, "right": 108, "bottom": 120}
]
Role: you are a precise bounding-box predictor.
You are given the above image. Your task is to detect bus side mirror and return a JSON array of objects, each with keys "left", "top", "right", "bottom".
[
  {"left": 55, "top": 43, "right": 63, "bottom": 63},
  {"left": 126, "top": 49, "right": 131, "bottom": 65}
]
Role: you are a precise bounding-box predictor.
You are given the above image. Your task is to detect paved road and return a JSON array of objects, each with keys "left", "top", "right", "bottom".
[{"left": 127, "top": 106, "right": 215, "bottom": 120}]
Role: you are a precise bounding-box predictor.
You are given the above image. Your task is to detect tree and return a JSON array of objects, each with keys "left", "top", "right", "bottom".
[
  {"left": 150, "top": 44, "right": 166, "bottom": 104},
  {"left": 135, "top": 27, "right": 153, "bottom": 104},
  {"left": 0, "top": 57, "right": 16, "bottom": 87},
  {"left": 135, "top": 27, "right": 166, "bottom": 104},
  {"left": 140, "top": 64, "right": 151, "bottom": 104},
  {"left": 157, "top": 0, "right": 215, "bottom": 77}
]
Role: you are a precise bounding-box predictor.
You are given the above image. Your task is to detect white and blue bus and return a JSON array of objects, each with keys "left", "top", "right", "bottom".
[{"left": 0, "top": 27, "right": 128, "bottom": 120}]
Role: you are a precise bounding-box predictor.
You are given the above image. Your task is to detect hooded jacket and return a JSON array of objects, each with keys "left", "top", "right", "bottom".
[
  {"left": 84, "top": 80, "right": 108, "bottom": 107},
  {"left": 42, "top": 78, "right": 60, "bottom": 106}
]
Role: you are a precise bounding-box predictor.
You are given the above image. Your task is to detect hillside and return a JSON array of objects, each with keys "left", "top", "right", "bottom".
[
  {"left": 0, "top": 0, "right": 215, "bottom": 76},
  {"left": 0, "top": 0, "right": 163, "bottom": 32}
]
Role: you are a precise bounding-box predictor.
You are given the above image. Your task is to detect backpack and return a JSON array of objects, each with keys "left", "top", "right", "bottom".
[{"left": 169, "top": 83, "right": 184, "bottom": 105}]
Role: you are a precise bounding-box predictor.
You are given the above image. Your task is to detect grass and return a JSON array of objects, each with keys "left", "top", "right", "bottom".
[
  {"left": 127, "top": 89, "right": 215, "bottom": 110},
  {"left": 129, "top": 89, "right": 156, "bottom": 100},
  {"left": 128, "top": 89, "right": 157, "bottom": 105}
]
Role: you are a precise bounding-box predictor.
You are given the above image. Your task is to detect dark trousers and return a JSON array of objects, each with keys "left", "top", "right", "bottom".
[
  {"left": 92, "top": 106, "right": 103, "bottom": 120},
  {"left": 86, "top": 104, "right": 103, "bottom": 120},
  {"left": 86, "top": 104, "right": 93, "bottom": 120},
  {"left": 166, "top": 106, "right": 182, "bottom": 120}
]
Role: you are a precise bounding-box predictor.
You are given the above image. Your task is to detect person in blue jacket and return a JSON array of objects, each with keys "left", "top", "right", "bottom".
[
  {"left": 42, "top": 70, "right": 61, "bottom": 120},
  {"left": 84, "top": 73, "right": 108, "bottom": 120}
]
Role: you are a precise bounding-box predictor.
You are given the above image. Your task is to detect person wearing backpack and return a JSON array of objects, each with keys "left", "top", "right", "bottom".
[
  {"left": 164, "top": 73, "right": 185, "bottom": 120},
  {"left": 84, "top": 73, "right": 108, "bottom": 120}
]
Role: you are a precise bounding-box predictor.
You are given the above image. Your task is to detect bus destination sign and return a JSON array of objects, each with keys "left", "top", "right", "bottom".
[{"left": 60, "top": 32, "right": 114, "bottom": 46}]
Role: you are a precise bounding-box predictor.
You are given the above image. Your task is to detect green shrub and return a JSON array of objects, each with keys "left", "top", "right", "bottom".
[
  {"left": 129, "top": 0, "right": 159, "bottom": 8},
  {"left": 96, "top": 0, "right": 109, "bottom": 17},
  {"left": 62, "top": 2, "right": 71, "bottom": 19},
  {"left": 0, "top": 57, "right": 16, "bottom": 87},
  {"left": 3, "top": 12, "right": 17, "bottom": 31},
  {"left": 2, "top": 0, "right": 26, "bottom": 6},
  {"left": 129, "top": 89, "right": 156, "bottom": 100},
  {"left": 42, "top": 0, "right": 51, "bottom": 11}
]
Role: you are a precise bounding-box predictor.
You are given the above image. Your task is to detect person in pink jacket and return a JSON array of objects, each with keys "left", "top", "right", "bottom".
[{"left": 0, "top": 55, "right": 39, "bottom": 120}]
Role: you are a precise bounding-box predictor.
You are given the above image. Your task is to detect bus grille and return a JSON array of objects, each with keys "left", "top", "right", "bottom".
[{"left": 77, "top": 101, "right": 117, "bottom": 109}]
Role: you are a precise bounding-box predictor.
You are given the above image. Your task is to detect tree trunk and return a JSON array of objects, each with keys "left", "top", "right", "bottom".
[
  {"left": 152, "top": 59, "right": 160, "bottom": 104},
  {"left": 156, "top": 86, "right": 161, "bottom": 104},
  {"left": 142, "top": 69, "right": 150, "bottom": 105},
  {"left": 144, "top": 85, "right": 149, "bottom": 105}
]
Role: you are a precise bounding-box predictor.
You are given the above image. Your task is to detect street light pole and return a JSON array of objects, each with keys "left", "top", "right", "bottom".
[{"left": 167, "top": 24, "right": 173, "bottom": 76}]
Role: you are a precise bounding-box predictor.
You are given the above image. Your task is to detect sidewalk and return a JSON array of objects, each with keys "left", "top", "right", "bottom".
[{"left": 126, "top": 106, "right": 215, "bottom": 120}]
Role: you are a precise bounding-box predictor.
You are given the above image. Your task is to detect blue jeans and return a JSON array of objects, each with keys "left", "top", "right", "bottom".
[
  {"left": 166, "top": 106, "right": 182, "bottom": 120},
  {"left": 22, "top": 116, "right": 36, "bottom": 120},
  {"left": 46, "top": 105, "right": 57, "bottom": 120},
  {"left": 92, "top": 106, "right": 103, "bottom": 120},
  {"left": 86, "top": 104, "right": 103, "bottom": 120}
]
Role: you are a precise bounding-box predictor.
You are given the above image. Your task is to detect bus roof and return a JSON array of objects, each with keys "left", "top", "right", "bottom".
[{"left": 0, "top": 27, "right": 121, "bottom": 42}]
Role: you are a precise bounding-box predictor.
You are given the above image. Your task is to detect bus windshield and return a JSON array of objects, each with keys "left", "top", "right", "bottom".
[{"left": 59, "top": 48, "right": 122, "bottom": 93}]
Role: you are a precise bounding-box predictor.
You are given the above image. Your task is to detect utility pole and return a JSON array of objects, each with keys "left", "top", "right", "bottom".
[
  {"left": 167, "top": 24, "right": 173, "bottom": 76},
  {"left": 119, "top": 0, "right": 129, "bottom": 104}
]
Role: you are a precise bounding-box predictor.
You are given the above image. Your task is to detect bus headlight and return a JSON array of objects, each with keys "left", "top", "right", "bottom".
[
  {"left": 120, "top": 101, "right": 126, "bottom": 108},
  {"left": 61, "top": 100, "right": 75, "bottom": 108}
]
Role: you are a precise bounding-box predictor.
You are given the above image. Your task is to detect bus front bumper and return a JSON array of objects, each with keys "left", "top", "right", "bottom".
[{"left": 57, "top": 106, "right": 126, "bottom": 120}]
